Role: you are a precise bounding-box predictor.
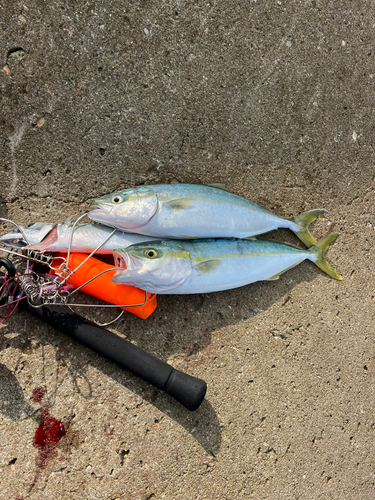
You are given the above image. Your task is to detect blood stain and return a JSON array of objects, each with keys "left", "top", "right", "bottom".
[
  {"left": 32, "top": 408, "right": 65, "bottom": 484},
  {"left": 32, "top": 387, "right": 45, "bottom": 403}
]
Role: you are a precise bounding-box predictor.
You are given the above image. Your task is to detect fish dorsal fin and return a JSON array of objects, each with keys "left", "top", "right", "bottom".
[
  {"left": 206, "top": 183, "right": 232, "bottom": 192},
  {"left": 165, "top": 198, "right": 193, "bottom": 212},
  {"left": 193, "top": 259, "right": 221, "bottom": 274}
]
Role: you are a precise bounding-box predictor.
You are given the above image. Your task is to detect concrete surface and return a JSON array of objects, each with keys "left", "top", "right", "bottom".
[{"left": 0, "top": 0, "right": 374, "bottom": 498}]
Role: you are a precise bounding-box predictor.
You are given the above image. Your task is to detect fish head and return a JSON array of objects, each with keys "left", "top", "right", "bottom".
[
  {"left": 112, "top": 241, "right": 192, "bottom": 292},
  {"left": 0, "top": 223, "right": 56, "bottom": 249},
  {"left": 88, "top": 186, "right": 158, "bottom": 229}
]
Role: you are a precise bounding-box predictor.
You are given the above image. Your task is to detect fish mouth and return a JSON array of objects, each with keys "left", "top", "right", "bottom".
[
  {"left": 88, "top": 202, "right": 112, "bottom": 218},
  {"left": 112, "top": 250, "right": 142, "bottom": 283},
  {"left": 113, "top": 250, "right": 139, "bottom": 271},
  {"left": 114, "top": 251, "right": 128, "bottom": 270},
  {"left": 0, "top": 233, "right": 27, "bottom": 249},
  {"left": 111, "top": 270, "right": 129, "bottom": 284},
  {"left": 88, "top": 203, "right": 114, "bottom": 225}
]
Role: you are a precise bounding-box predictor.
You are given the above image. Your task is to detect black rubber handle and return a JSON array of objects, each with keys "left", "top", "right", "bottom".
[
  {"left": 20, "top": 301, "right": 207, "bottom": 411},
  {"left": 0, "top": 258, "right": 16, "bottom": 278},
  {"left": 0, "top": 258, "right": 17, "bottom": 306}
]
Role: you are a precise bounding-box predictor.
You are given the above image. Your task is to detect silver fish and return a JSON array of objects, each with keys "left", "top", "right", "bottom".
[
  {"left": 0, "top": 222, "right": 159, "bottom": 254},
  {"left": 112, "top": 234, "right": 342, "bottom": 294},
  {"left": 89, "top": 184, "right": 324, "bottom": 247}
]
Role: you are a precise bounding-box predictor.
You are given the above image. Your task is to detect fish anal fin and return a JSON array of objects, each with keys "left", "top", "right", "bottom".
[
  {"left": 266, "top": 274, "right": 280, "bottom": 281},
  {"left": 267, "top": 261, "right": 304, "bottom": 281},
  {"left": 193, "top": 259, "right": 221, "bottom": 274},
  {"left": 165, "top": 198, "right": 194, "bottom": 212}
]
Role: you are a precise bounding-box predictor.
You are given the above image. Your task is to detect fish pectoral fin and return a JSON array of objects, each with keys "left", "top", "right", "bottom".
[
  {"left": 193, "top": 259, "right": 221, "bottom": 275},
  {"left": 165, "top": 198, "right": 194, "bottom": 212},
  {"left": 206, "top": 183, "right": 231, "bottom": 192}
]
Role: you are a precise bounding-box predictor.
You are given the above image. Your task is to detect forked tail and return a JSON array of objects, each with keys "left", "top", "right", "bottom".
[
  {"left": 309, "top": 233, "right": 342, "bottom": 280},
  {"left": 291, "top": 209, "right": 325, "bottom": 247}
]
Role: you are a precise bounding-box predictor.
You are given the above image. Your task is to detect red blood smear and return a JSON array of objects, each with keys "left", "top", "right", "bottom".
[
  {"left": 32, "top": 387, "right": 45, "bottom": 403},
  {"left": 34, "top": 414, "right": 65, "bottom": 449},
  {"left": 33, "top": 409, "right": 65, "bottom": 484}
]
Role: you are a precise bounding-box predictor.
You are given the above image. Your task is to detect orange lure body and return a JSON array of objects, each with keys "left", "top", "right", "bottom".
[{"left": 50, "top": 253, "right": 157, "bottom": 320}]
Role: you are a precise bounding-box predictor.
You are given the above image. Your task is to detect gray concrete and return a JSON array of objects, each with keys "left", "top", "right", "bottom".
[{"left": 0, "top": 0, "right": 374, "bottom": 498}]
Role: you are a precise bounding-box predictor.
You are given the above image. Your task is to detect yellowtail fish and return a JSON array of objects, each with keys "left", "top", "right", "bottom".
[
  {"left": 0, "top": 222, "right": 158, "bottom": 253},
  {"left": 89, "top": 184, "right": 324, "bottom": 247},
  {"left": 111, "top": 234, "right": 342, "bottom": 294}
]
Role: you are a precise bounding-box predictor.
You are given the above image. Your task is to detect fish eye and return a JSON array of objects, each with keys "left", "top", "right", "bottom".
[
  {"left": 112, "top": 195, "right": 123, "bottom": 204},
  {"left": 144, "top": 249, "right": 158, "bottom": 259},
  {"left": 26, "top": 223, "right": 36, "bottom": 228}
]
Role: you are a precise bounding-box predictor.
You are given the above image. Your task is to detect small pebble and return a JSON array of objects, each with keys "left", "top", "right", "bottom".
[
  {"left": 185, "top": 53, "right": 196, "bottom": 62},
  {"left": 2, "top": 64, "right": 12, "bottom": 76},
  {"left": 8, "top": 48, "right": 26, "bottom": 61},
  {"left": 36, "top": 117, "right": 45, "bottom": 128}
]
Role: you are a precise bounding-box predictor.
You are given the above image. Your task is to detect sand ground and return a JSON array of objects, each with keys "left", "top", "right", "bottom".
[{"left": 0, "top": 1, "right": 374, "bottom": 498}]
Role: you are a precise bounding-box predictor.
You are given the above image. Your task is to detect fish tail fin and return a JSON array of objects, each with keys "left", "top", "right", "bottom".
[
  {"left": 309, "top": 233, "right": 342, "bottom": 280},
  {"left": 291, "top": 209, "right": 325, "bottom": 247}
]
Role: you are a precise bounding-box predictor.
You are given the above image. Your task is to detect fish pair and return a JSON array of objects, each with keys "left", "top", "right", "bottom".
[
  {"left": 89, "top": 184, "right": 342, "bottom": 293},
  {"left": 1, "top": 184, "right": 341, "bottom": 294}
]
